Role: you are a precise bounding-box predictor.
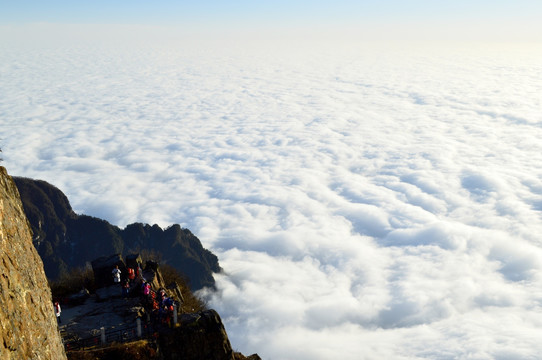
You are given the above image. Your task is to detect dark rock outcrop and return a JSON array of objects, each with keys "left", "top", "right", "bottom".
[
  {"left": 91, "top": 253, "right": 127, "bottom": 288},
  {"left": 0, "top": 167, "right": 67, "bottom": 360},
  {"left": 160, "top": 310, "right": 235, "bottom": 360},
  {"left": 14, "top": 176, "right": 221, "bottom": 290}
]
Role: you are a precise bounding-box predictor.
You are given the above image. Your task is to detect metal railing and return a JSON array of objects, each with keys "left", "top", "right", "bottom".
[
  {"left": 63, "top": 287, "right": 180, "bottom": 352},
  {"left": 64, "top": 321, "right": 156, "bottom": 351}
]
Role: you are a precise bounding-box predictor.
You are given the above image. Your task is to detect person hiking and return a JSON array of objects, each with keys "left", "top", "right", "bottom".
[
  {"left": 142, "top": 282, "right": 151, "bottom": 296},
  {"left": 112, "top": 265, "right": 121, "bottom": 284},
  {"left": 127, "top": 267, "right": 135, "bottom": 284},
  {"left": 122, "top": 280, "right": 130, "bottom": 298},
  {"left": 54, "top": 301, "right": 61, "bottom": 324},
  {"left": 158, "top": 288, "right": 166, "bottom": 303}
]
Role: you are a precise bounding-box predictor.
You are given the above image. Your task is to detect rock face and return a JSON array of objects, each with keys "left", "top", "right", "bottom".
[
  {"left": 0, "top": 167, "right": 67, "bottom": 360},
  {"left": 160, "top": 310, "right": 235, "bottom": 360}
]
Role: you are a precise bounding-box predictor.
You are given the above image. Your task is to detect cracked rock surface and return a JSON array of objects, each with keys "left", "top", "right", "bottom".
[{"left": 0, "top": 167, "right": 67, "bottom": 360}]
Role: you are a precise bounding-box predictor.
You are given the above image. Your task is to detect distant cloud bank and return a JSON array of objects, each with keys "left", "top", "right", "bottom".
[{"left": 1, "top": 38, "right": 542, "bottom": 359}]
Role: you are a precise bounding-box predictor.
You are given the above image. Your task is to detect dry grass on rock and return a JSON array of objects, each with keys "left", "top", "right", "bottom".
[{"left": 66, "top": 340, "right": 158, "bottom": 360}]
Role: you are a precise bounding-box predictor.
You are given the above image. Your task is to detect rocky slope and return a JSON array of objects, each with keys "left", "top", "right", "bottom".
[
  {"left": 0, "top": 166, "right": 67, "bottom": 360},
  {"left": 61, "top": 257, "right": 247, "bottom": 360},
  {"left": 14, "top": 176, "right": 220, "bottom": 290}
]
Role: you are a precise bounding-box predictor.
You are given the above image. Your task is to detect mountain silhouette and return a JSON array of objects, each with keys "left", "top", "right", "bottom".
[{"left": 14, "top": 176, "right": 220, "bottom": 290}]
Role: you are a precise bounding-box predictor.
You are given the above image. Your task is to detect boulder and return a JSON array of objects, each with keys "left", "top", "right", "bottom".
[
  {"left": 145, "top": 260, "right": 159, "bottom": 272},
  {"left": 125, "top": 253, "right": 142, "bottom": 270},
  {"left": 67, "top": 288, "right": 90, "bottom": 305},
  {"left": 159, "top": 310, "right": 235, "bottom": 360},
  {"left": 91, "top": 254, "right": 126, "bottom": 288}
]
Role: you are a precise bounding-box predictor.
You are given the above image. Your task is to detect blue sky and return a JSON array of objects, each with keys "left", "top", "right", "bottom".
[
  {"left": 1, "top": 0, "right": 541, "bottom": 27},
  {"left": 2, "top": 1, "right": 542, "bottom": 43}
]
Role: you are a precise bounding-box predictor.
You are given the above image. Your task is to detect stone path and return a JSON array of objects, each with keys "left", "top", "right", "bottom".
[{"left": 59, "top": 293, "right": 143, "bottom": 341}]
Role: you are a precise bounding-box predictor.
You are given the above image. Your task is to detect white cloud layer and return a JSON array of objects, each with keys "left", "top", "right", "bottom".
[{"left": 2, "top": 37, "right": 542, "bottom": 359}]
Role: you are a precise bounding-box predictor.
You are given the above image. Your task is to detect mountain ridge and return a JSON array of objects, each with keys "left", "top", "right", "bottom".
[{"left": 14, "top": 176, "right": 220, "bottom": 290}]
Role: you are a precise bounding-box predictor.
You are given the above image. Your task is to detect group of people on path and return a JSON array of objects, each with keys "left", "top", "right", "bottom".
[
  {"left": 111, "top": 263, "right": 143, "bottom": 296},
  {"left": 141, "top": 282, "right": 178, "bottom": 327},
  {"left": 112, "top": 262, "right": 180, "bottom": 327},
  {"left": 53, "top": 261, "right": 181, "bottom": 329}
]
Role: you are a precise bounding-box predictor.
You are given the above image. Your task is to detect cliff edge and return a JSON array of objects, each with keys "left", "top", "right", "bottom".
[{"left": 0, "top": 166, "right": 67, "bottom": 360}]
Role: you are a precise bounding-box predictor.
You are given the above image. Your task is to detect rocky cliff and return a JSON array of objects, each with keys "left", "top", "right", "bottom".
[
  {"left": 160, "top": 310, "right": 235, "bottom": 360},
  {"left": 14, "top": 176, "right": 220, "bottom": 290},
  {"left": 0, "top": 167, "right": 67, "bottom": 360}
]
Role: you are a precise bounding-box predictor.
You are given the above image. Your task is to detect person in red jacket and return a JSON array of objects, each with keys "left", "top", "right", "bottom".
[
  {"left": 127, "top": 267, "right": 135, "bottom": 284},
  {"left": 54, "top": 301, "right": 61, "bottom": 324}
]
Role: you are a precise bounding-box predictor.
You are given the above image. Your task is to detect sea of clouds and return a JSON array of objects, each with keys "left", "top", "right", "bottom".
[{"left": 1, "top": 35, "right": 542, "bottom": 359}]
